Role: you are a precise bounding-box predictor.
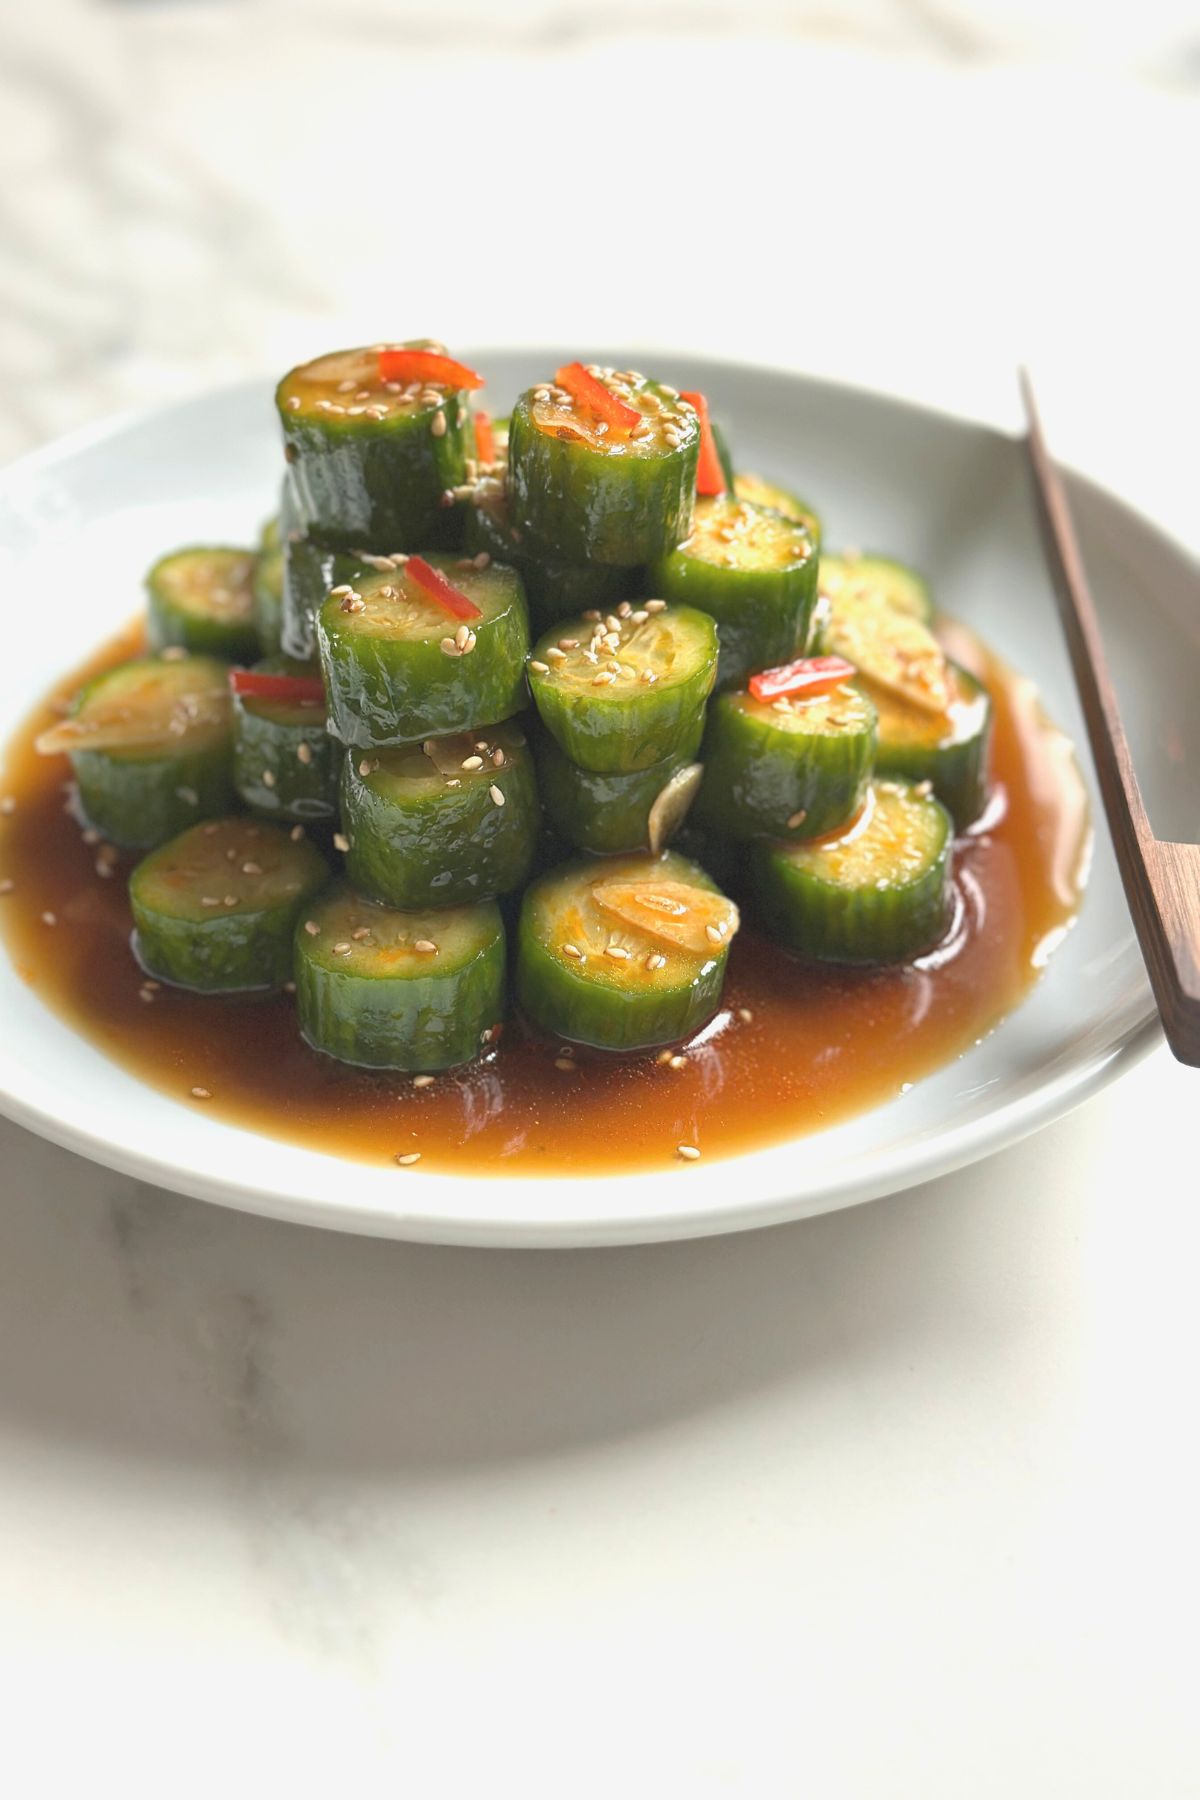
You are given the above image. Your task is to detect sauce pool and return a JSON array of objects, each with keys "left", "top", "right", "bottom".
[{"left": 0, "top": 619, "right": 1089, "bottom": 1175}]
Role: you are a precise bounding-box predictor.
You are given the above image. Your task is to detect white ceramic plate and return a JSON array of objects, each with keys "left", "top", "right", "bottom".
[{"left": 0, "top": 353, "right": 1181, "bottom": 1246}]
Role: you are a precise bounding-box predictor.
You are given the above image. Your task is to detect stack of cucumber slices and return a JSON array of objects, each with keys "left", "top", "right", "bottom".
[{"left": 38, "top": 344, "right": 994, "bottom": 1075}]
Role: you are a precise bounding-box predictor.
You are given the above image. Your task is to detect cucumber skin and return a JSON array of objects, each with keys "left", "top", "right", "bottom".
[
  {"left": 515, "top": 863, "right": 729, "bottom": 1053},
  {"left": 253, "top": 549, "right": 285, "bottom": 657},
  {"left": 130, "top": 847, "right": 328, "bottom": 995},
  {"left": 233, "top": 699, "right": 338, "bottom": 824},
  {"left": 529, "top": 606, "right": 718, "bottom": 775},
  {"left": 463, "top": 491, "right": 638, "bottom": 631},
  {"left": 341, "top": 739, "right": 540, "bottom": 909},
  {"left": 508, "top": 392, "right": 699, "bottom": 568},
  {"left": 751, "top": 794, "right": 954, "bottom": 966},
  {"left": 277, "top": 387, "right": 470, "bottom": 553},
  {"left": 295, "top": 910, "right": 506, "bottom": 1072},
  {"left": 146, "top": 571, "right": 261, "bottom": 666},
  {"left": 73, "top": 742, "right": 235, "bottom": 850},
  {"left": 535, "top": 722, "right": 704, "bottom": 854},
  {"left": 872, "top": 664, "right": 992, "bottom": 829},
  {"left": 695, "top": 691, "right": 877, "bottom": 842},
  {"left": 318, "top": 573, "right": 531, "bottom": 749},
  {"left": 648, "top": 533, "right": 819, "bottom": 692},
  {"left": 282, "top": 536, "right": 337, "bottom": 661}
]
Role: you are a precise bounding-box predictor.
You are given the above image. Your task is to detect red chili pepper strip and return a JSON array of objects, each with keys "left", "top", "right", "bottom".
[
  {"left": 474, "top": 409, "right": 497, "bottom": 464},
  {"left": 554, "top": 362, "right": 641, "bottom": 432},
  {"left": 748, "top": 655, "right": 857, "bottom": 704},
  {"left": 229, "top": 670, "right": 326, "bottom": 705},
  {"left": 679, "top": 390, "right": 725, "bottom": 496},
  {"left": 376, "top": 349, "right": 485, "bottom": 390},
  {"left": 406, "top": 555, "right": 483, "bottom": 622}
]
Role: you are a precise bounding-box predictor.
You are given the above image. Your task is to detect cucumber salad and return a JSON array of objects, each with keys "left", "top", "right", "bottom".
[{"left": 37, "top": 343, "right": 994, "bottom": 1082}]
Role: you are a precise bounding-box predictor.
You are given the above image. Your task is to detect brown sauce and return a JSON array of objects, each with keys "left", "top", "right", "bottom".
[{"left": 0, "top": 619, "right": 1089, "bottom": 1175}]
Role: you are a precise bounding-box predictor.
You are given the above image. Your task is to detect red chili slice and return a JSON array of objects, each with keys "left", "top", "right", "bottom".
[
  {"left": 679, "top": 390, "right": 725, "bottom": 496},
  {"left": 474, "top": 409, "right": 497, "bottom": 464},
  {"left": 405, "top": 555, "right": 483, "bottom": 622},
  {"left": 553, "top": 362, "right": 641, "bottom": 432},
  {"left": 376, "top": 349, "right": 485, "bottom": 390},
  {"left": 228, "top": 670, "right": 326, "bottom": 705},
  {"left": 748, "top": 655, "right": 857, "bottom": 704}
]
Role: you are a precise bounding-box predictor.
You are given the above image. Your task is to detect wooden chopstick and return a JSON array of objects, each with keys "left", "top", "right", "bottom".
[{"left": 1020, "top": 369, "right": 1200, "bottom": 1067}]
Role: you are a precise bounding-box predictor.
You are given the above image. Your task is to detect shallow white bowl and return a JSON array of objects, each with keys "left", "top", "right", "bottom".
[{"left": 0, "top": 353, "right": 1181, "bottom": 1246}]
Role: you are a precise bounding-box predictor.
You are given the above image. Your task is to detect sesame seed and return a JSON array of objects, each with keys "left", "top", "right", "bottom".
[
  {"left": 461, "top": 630, "right": 477, "bottom": 654},
  {"left": 529, "top": 659, "right": 550, "bottom": 674},
  {"left": 563, "top": 943, "right": 583, "bottom": 959},
  {"left": 640, "top": 669, "right": 657, "bottom": 684},
  {"left": 394, "top": 1151, "right": 422, "bottom": 1166},
  {"left": 592, "top": 670, "right": 616, "bottom": 686},
  {"left": 705, "top": 924, "right": 724, "bottom": 944},
  {"left": 304, "top": 919, "right": 320, "bottom": 936},
  {"left": 455, "top": 623, "right": 472, "bottom": 650},
  {"left": 677, "top": 1144, "right": 701, "bottom": 1161},
  {"left": 223, "top": 895, "right": 238, "bottom": 908},
  {"left": 138, "top": 988, "right": 155, "bottom": 1004},
  {"left": 582, "top": 609, "right": 601, "bottom": 622},
  {"left": 461, "top": 754, "right": 484, "bottom": 770},
  {"left": 559, "top": 637, "right": 579, "bottom": 650},
  {"left": 545, "top": 646, "right": 567, "bottom": 662},
  {"left": 285, "top": 395, "right": 301, "bottom": 410},
  {"left": 414, "top": 939, "right": 438, "bottom": 954},
  {"left": 431, "top": 411, "right": 447, "bottom": 438},
  {"left": 261, "top": 769, "right": 276, "bottom": 788},
  {"left": 617, "top": 601, "right": 632, "bottom": 618},
  {"left": 489, "top": 785, "right": 505, "bottom": 806},
  {"left": 200, "top": 895, "right": 220, "bottom": 907},
  {"left": 191, "top": 1086, "right": 211, "bottom": 1100},
  {"left": 473, "top": 551, "right": 491, "bottom": 569},
  {"left": 413, "top": 1076, "right": 436, "bottom": 1092},
  {"left": 631, "top": 609, "right": 648, "bottom": 624},
  {"left": 738, "top": 1007, "right": 754, "bottom": 1023},
  {"left": 554, "top": 1057, "right": 577, "bottom": 1072},
  {"left": 786, "top": 810, "right": 808, "bottom": 830},
  {"left": 357, "top": 759, "right": 376, "bottom": 777},
  {"left": 290, "top": 825, "right": 305, "bottom": 842},
  {"left": 657, "top": 1050, "right": 673, "bottom": 1065},
  {"left": 668, "top": 1054, "right": 687, "bottom": 1070},
  {"left": 333, "top": 831, "right": 350, "bottom": 853},
  {"left": 646, "top": 953, "right": 666, "bottom": 970},
  {"left": 491, "top": 747, "right": 505, "bottom": 767},
  {"left": 95, "top": 859, "right": 115, "bottom": 878},
  {"left": 606, "top": 944, "right": 630, "bottom": 960},
  {"left": 332, "top": 941, "right": 352, "bottom": 956},
  {"left": 330, "top": 584, "right": 354, "bottom": 598},
  {"left": 242, "top": 860, "right": 263, "bottom": 876},
  {"left": 294, "top": 742, "right": 313, "bottom": 766},
  {"left": 441, "top": 637, "right": 461, "bottom": 657}
]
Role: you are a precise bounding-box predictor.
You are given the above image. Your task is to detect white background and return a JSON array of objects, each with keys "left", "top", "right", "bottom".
[{"left": 0, "top": 3, "right": 1197, "bottom": 1794}]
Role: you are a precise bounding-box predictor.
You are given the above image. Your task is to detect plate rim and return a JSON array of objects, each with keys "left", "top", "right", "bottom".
[{"left": 0, "top": 356, "right": 1169, "bottom": 1245}]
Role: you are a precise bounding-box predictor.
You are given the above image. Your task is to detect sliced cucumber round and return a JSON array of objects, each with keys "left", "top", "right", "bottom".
[
  {"left": 528, "top": 602, "right": 717, "bottom": 774},
  {"left": 534, "top": 723, "right": 704, "bottom": 855},
  {"left": 147, "top": 547, "right": 260, "bottom": 663},
  {"left": 462, "top": 483, "right": 637, "bottom": 631},
  {"left": 819, "top": 551, "right": 933, "bottom": 625},
  {"left": 648, "top": 495, "right": 819, "bottom": 691},
  {"left": 276, "top": 344, "right": 472, "bottom": 552},
  {"left": 39, "top": 655, "right": 235, "bottom": 850},
  {"left": 752, "top": 778, "right": 953, "bottom": 965},
  {"left": 232, "top": 655, "right": 338, "bottom": 824},
  {"left": 818, "top": 584, "right": 952, "bottom": 716},
  {"left": 294, "top": 882, "right": 505, "bottom": 1072},
  {"left": 253, "top": 547, "right": 285, "bottom": 657},
  {"left": 697, "top": 682, "right": 877, "bottom": 841},
  {"left": 341, "top": 720, "right": 539, "bottom": 909},
  {"left": 868, "top": 661, "right": 992, "bottom": 829},
  {"left": 516, "top": 849, "right": 737, "bottom": 1052},
  {"left": 130, "top": 818, "right": 328, "bottom": 993},
  {"left": 734, "top": 472, "right": 823, "bottom": 544},
  {"left": 318, "top": 553, "right": 529, "bottom": 748},
  {"left": 508, "top": 369, "right": 700, "bottom": 567}
]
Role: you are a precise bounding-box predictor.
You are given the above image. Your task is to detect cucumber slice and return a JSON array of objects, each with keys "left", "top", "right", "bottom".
[
  {"left": 294, "top": 882, "right": 505, "bottom": 1072},
  {"left": 868, "top": 661, "right": 992, "bottom": 829},
  {"left": 534, "top": 721, "right": 704, "bottom": 855},
  {"left": 734, "top": 473, "right": 823, "bottom": 545},
  {"left": 821, "top": 586, "right": 951, "bottom": 714},
  {"left": 130, "top": 818, "right": 328, "bottom": 993},
  {"left": 39, "top": 655, "right": 235, "bottom": 850},
  {"left": 528, "top": 603, "right": 717, "bottom": 774},
  {"left": 463, "top": 482, "right": 637, "bottom": 631},
  {"left": 515, "top": 850, "right": 736, "bottom": 1052},
  {"left": 318, "top": 553, "right": 529, "bottom": 748},
  {"left": 232, "top": 655, "right": 339, "bottom": 824},
  {"left": 253, "top": 547, "right": 284, "bottom": 657},
  {"left": 753, "top": 779, "right": 953, "bottom": 964},
  {"left": 276, "top": 343, "right": 472, "bottom": 552},
  {"left": 281, "top": 534, "right": 338, "bottom": 661},
  {"left": 648, "top": 495, "right": 819, "bottom": 691},
  {"left": 819, "top": 552, "right": 933, "bottom": 625},
  {"left": 696, "top": 681, "right": 877, "bottom": 841},
  {"left": 146, "top": 547, "right": 260, "bottom": 663},
  {"left": 508, "top": 368, "right": 700, "bottom": 567},
  {"left": 341, "top": 720, "right": 539, "bottom": 909}
]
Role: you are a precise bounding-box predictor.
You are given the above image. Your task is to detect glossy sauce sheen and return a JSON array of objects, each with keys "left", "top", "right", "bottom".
[{"left": 0, "top": 620, "right": 1089, "bottom": 1174}]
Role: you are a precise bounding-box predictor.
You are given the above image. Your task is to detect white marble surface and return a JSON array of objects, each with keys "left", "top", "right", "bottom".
[{"left": 1, "top": 4, "right": 1198, "bottom": 1795}]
